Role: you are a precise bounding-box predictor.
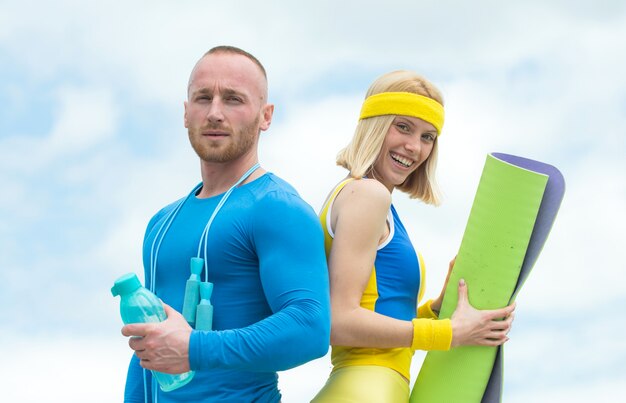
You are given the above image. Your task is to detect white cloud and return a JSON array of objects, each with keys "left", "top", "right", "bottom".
[
  {"left": 260, "top": 94, "right": 361, "bottom": 210},
  {"left": 1, "top": 0, "right": 625, "bottom": 401},
  {"left": 279, "top": 354, "right": 332, "bottom": 402},
  {"left": 0, "top": 334, "right": 129, "bottom": 403},
  {"left": 508, "top": 377, "right": 626, "bottom": 403},
  {"left": 47, "top": 86, "right": 119, "bottom": 154},
  {"left": 0, "top": 85, "right": 118, "bottom": 176},
  {"left": 505, "top": 308, "right": 626, "bottom": 402}
]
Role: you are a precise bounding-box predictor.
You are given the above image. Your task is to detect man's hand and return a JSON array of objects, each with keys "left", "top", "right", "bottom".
[{"left": 122, "top": 303, "right": 193, "bottom": 374}]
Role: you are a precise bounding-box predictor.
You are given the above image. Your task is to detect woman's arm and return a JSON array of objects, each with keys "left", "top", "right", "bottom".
[
  {"left": 329, "top": 180, "right": 514, "bottom": 350},
  {"left": 328, "top": 179, "right": 414, "bottom": 348}
]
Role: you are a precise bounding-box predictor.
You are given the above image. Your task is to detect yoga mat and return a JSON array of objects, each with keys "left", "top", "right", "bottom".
[{"left": 410, "top": 152, "right": 565, "bottom": 403}]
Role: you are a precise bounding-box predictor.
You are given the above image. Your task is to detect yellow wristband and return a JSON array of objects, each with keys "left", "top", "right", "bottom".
[{"left": 411, "top": 318, "right": 452, "bottom": 351}]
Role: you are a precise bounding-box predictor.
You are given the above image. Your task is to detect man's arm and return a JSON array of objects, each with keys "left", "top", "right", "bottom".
[
  {"left": 189, "top": 191, "right": 330, "bottom": 372},
  {"left": 123, "top": 191, "right": 331, "bottom": 374}
]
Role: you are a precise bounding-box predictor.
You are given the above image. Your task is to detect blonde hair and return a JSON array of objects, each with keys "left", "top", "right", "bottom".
[{"left": 337, "top": 70, "right": 444, "bottom": 205}]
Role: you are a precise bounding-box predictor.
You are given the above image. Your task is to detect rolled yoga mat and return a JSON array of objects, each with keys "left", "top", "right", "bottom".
[{"left": 410, "top": 152, "right": 565, "bottom": 403}]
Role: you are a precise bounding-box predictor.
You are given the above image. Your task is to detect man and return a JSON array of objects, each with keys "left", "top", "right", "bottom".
[{"left": 121, "top": 46, "right": 331, "bottom": 402}]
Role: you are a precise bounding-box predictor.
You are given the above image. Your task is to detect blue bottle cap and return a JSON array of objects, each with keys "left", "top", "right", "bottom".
[{"left": 111, "top": 273, "right": 142, "bottom": 297}]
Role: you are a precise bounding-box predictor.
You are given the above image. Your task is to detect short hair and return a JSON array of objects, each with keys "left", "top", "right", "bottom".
[
  {"left": 336, "top": 70, "right": 443, "bottom": 205},
  {"left": 204, "top": 45, "right": 267, "bottom": 79},
  {"left": 188, "top": 46, "right": 268, "bottom": 99}
]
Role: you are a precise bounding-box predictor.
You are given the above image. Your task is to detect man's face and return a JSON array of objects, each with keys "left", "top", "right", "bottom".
[{"left": 184, "top": 53, "right": 272, "bottom": 163}]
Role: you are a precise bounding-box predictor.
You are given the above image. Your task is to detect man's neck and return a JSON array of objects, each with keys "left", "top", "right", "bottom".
[{"left": 197, "top": 154, "right": 264, "bottom": 198}]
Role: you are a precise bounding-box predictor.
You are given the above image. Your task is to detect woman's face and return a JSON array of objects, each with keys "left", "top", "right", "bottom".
[{"left": 371, "top": 115, "right": 437, "bottom": 192}]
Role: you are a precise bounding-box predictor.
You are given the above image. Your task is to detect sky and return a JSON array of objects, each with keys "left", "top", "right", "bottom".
[{"left": 1, "top": 0, "right": 625, "bottom": 401}]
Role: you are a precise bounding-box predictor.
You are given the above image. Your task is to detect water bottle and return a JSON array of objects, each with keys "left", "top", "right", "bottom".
[{"left": 111, "top": 273, "right": 195, "bottom": 392}]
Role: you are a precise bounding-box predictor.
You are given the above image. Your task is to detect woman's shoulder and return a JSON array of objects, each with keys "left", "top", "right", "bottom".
[
  {"left": 344, "top": 177, "right": 390, "bottom": 199},
  {"left": 336, "top": 177, "right": 391, "bottom": 211}
]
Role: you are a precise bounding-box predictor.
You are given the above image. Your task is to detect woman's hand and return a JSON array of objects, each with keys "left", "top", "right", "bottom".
[
  {"left": 449, "top": 279, "right": 515, "bottom": 348},
  {"left": 431, "top": 256, "right": 456, "bottom": 314}
]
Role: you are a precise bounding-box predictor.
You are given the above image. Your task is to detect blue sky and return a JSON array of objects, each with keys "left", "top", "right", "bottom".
[{"left": 1, "top": 1, "right": 625, "bottom": 401}]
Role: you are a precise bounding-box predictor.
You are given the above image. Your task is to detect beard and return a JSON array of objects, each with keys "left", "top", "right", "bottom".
[{"left": 188, "top": 115, "right": 260, "bottom": 163}]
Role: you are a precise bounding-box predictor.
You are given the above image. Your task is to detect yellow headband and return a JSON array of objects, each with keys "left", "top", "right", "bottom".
[{"left": 359, "top": 92, "right": 444, "bottom": 135}]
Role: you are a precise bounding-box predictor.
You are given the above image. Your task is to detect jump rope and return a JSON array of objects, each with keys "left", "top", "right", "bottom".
[{"left": 144, "top": 163, "right": 260, "bottom": 402}]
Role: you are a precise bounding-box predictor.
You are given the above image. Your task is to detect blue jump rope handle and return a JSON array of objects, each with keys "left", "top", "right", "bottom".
[
  {"left": 195, "top": 282, "right": 214, "bottom": 331},
  {"left": 182, "top": 258, "right": 204, "bottom": 326}
]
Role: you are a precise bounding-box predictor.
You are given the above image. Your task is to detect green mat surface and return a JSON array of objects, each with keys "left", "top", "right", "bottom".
[{"left": 410, "top": 153, "right": 565, "bottom": 403}]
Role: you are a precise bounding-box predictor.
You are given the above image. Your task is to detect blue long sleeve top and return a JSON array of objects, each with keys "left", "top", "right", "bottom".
[{"left": 124, "top": 173, "right": 331, "bottom": 403}]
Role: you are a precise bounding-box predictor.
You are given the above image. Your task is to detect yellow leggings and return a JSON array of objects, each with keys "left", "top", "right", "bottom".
[{"left": 310, "top": 365, "right": 409, "bottom": 403}]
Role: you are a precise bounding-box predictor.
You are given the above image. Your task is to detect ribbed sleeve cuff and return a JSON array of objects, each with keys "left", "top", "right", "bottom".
[
  {"left": 417, "top": 299, "right": 439, "bottom": 319},
  {"left": 411, "top": 318, "right": 452, "bottom": 351}
]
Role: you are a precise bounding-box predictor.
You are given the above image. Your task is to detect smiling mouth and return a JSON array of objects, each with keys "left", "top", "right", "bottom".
[{"left": 390, "top": 152, "right": 414, "bottom": 168}]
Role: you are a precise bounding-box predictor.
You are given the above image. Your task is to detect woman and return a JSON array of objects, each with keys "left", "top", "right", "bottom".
[{"left": 311, "top": 70, "right": 515, "bottom": 402}]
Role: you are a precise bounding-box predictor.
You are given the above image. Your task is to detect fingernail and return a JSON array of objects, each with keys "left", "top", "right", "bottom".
[{"left": 459, "top": 278, "right": 465, "bottom": 286}]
